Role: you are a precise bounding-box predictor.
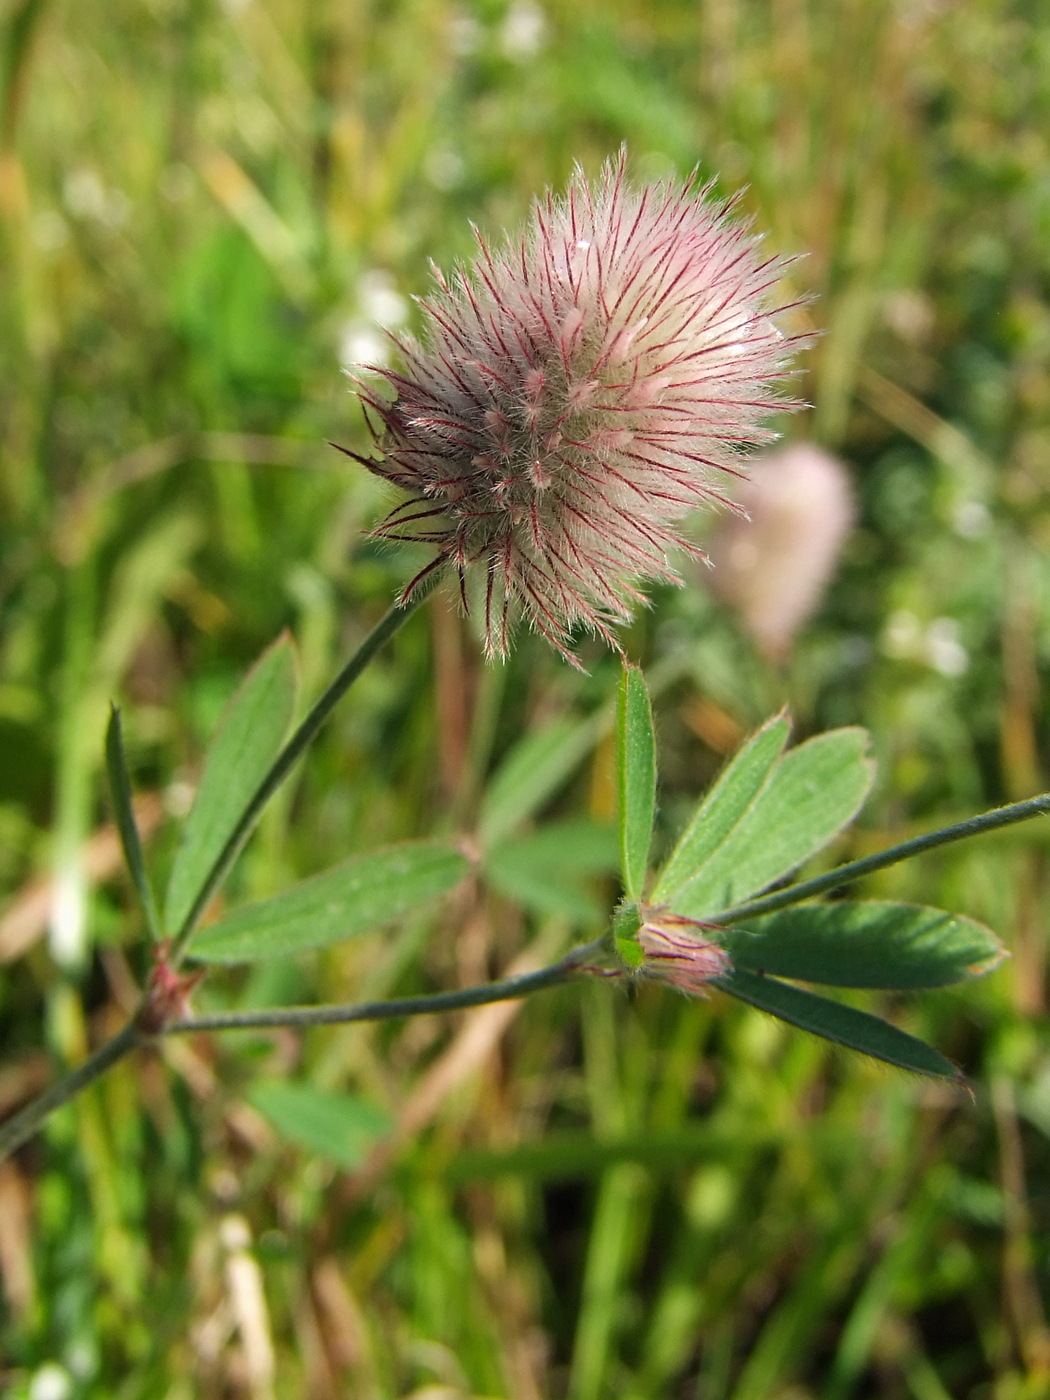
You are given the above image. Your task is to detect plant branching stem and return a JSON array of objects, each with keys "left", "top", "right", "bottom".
[
  {"left": 0, "top": 940, "right": 604, "bottom": 1163},
  {"left": 0, "top": 1021, "right": 143, "bottom": 1162},
  {"left": 167, "top": 936, "right": 606, "bottom": 1034},
  {"left": 712, "top": 792, "right": 1050, "bottom": 926},
  {"left": 170, "top": 596, "right": 422, "bottom": 964}
]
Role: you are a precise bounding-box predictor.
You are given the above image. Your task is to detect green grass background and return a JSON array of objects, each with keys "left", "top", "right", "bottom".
[{"left": 3, "top": 0, "right": 1050, "bottom": 1395}]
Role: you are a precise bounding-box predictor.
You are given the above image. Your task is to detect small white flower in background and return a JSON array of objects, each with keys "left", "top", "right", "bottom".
[
  {"left": 953, "top": 499, "right": 991, "bottom": 539},
  {"left": 499, "top": 0, "right": 547, "bottom": 59},
  {"left": 881, "top": 609, "right": 968, "bottom": 676},
  {"left": 707, "top": 444, "right": 855, "bottom": 662},
  {"left": 425, "top": 148, "right": 467, "bottom": 191},
  {"left": 29, "top": 1364, "right": 73, "bottom": 1400},
  {"left": 448, "top": 10, "right": 483, "bottom": 55},
  {"left": 63, "top": 168, "right": 130, "bottom": 228},
  {"left": 882, "top": 288, "right": 935, "bottom": 345},
  {"left": 339, "top": 270, "right": 410, "bottom": 372},
  {"left": 359, "top": 269, "right": 410, "bottom": 330},
  {"left": 925, "top": 616, "right": 969, "bottom": 676},
  {"left": 882, "top": 608, "right": 924, "bottom": 660}
]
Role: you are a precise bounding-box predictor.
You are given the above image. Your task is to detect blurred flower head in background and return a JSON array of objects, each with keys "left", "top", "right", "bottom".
[
  {"left": 707, "top": 443, "right": 855, "bottom": 662},
  {"left": 351, "top": 153, "right": 801, "bottom": 663}
]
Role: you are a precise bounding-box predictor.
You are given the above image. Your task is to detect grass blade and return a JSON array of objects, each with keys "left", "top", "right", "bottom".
[{"left": 105, "top": 705, "right": 161, "bottom": 940}]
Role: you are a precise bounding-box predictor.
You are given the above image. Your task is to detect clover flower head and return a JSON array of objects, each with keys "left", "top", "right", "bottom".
[
  {"left": 708, "top": 443, "right": 854, "bottom": 661},
  {"left": 350, "top": 152, "right": 802, "bottom": 664},
  {"left": 637, "top": 908, "right": 730, "bottom": 996}
]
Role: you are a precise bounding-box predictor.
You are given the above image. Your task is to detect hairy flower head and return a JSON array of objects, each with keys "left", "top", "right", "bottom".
[
  {"left": 636, "top": 908, "right": 730, "bottom": 996},
  {"left": 350, "top": 154, "right": 801, "bottom": 663}
]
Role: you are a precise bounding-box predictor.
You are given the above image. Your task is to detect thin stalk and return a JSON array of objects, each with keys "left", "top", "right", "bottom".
[
  {"left": 0, "top": 937, "right": 604, "bottom": 1163},
  {"left": 170, "top": 596, "right": 422, "bottom": 963},
  {"left": 0, "top": 1021, "right": 143, "bottom": 1162},
  {"left": 106, "top": 705, "right": 161, "bottom": 940},
  {"left": 712, "top": 792, "right": 1050, "bottom": 926},
  {"left": 167, "top": 936, "right": 605, "bottom": 1034}
]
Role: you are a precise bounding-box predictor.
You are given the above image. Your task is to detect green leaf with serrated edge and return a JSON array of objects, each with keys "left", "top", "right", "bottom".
[
  {"left": 715, "top": 968, "right": 960, "bottom": 1079},
  {"left": 721, "top": 902, "right": 1007, "bottom": 988},
  {"left": 617, "top": 665, "right": 656, "bottom": 901},
  {"left": 105, "top": 705, "right": 161, "bottom": 940},
  {"left": 479, "top": 716, "right": 596, "bottom": 848},
  {"left": 165, "top": 633, "right": 298, "bottom": 935},
  {"left": 484, "top": 820, "right": 618, "bottom": 922},
  {"left": 669, "top": 728, "right": 875, "bottom": 918},
  {"left": 652, "top": 711, "right": 790, "bottom": 903},
  {"left": 189, "top": 840, "right": 469, "bottom": 963},
  {"left": 248, "top": 1082, "right": 391, "bottom": 1169}
]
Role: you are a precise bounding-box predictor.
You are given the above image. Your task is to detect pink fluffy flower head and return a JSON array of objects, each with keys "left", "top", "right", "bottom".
[
  {"left": 350, "top": 153, "right": 801, "bottom": 663},
  {"left": 636, "top": 908, "right": 730, "bottom": 996}
]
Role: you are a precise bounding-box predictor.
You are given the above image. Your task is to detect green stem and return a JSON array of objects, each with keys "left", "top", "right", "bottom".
[
  {"left": 0, "top": 1021, "right": 143, "bottom": 1163},
  {"left": 170, "top": 596, "right": 422, "bottom": 963},
  {"left": 712, "top": 792, "right": 1050, "bottom": 926},
  {"left": 167, "top": 936, "right": 605, "bottom": 1034},
  {"left": 0, "top": 938, "right": 603, "bottom": 1162}
]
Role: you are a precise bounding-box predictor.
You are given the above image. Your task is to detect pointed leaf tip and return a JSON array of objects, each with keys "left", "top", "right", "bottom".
[
  {"left": 716, "top": 967, "right": 962, "bottom": 1081},
  {"left": 722, "top": 902, "right": 1007, "bottom": 989}
]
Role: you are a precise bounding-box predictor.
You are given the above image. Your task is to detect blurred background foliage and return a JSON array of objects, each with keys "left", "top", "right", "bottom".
[{"left": 3, "top": 0, "right": 1050, "bottom": 1395}]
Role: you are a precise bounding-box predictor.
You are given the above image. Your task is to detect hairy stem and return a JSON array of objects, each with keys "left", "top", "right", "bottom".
[
  {"left": 0, "top": 1021, "right": 143, "bottom": 1162},
  {"left": 0, "top": 939, "right": 605, "bottom": 1162},
  {"left": 713, "top": 792, "right": 1050, "bottom": 926},
  {"left": 170, "top": 596, "right": 422, "bottom": 963},
  {"left": 168, "top": 937, "right": 606, "bottom": 1034}
]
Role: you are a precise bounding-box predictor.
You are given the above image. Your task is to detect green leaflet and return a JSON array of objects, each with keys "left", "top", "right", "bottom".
[
  {"left": 715, "top": 968, "right": 960, "bottom": 1079},
  {"left": 484, "top": 819, "right": 619, "bottom": 922},
  {"left": 478, "top": 714, "right": 597, "bottom": 849},
  {"left": 663, "top": 727, "right": 875, "bottom": 918},
  {"left": 165, "top": 633, "right": 299, "bottom": 935},
  {"left": 248, "top": 1081, "right": 391, "bottom": 1169},
  {"left": 189, "top": 839, "right": 469, "bottom": 963},
  {"left": 721, "top": 901, "right": 1006, "bottom": 988},
  {"left": 617, "top": 665, "right": 656, "bottom": 901},
  {"left": 652, "top": 711, "right": 790, "bottom": 903}
]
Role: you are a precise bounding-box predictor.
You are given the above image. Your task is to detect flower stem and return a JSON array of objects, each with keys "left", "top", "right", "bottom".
[
  {"left": 713, "top": 792, "right": 1050, "bottom": 926},
  {"left": 167, "top": 936, "right": 606, "bottom": 1034},
  {"left": 0, "top": 1021, "right": 143, "bottom": 1163},
  {"left": 170, "top": 596, "right": 422, "bottom": 964}
]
